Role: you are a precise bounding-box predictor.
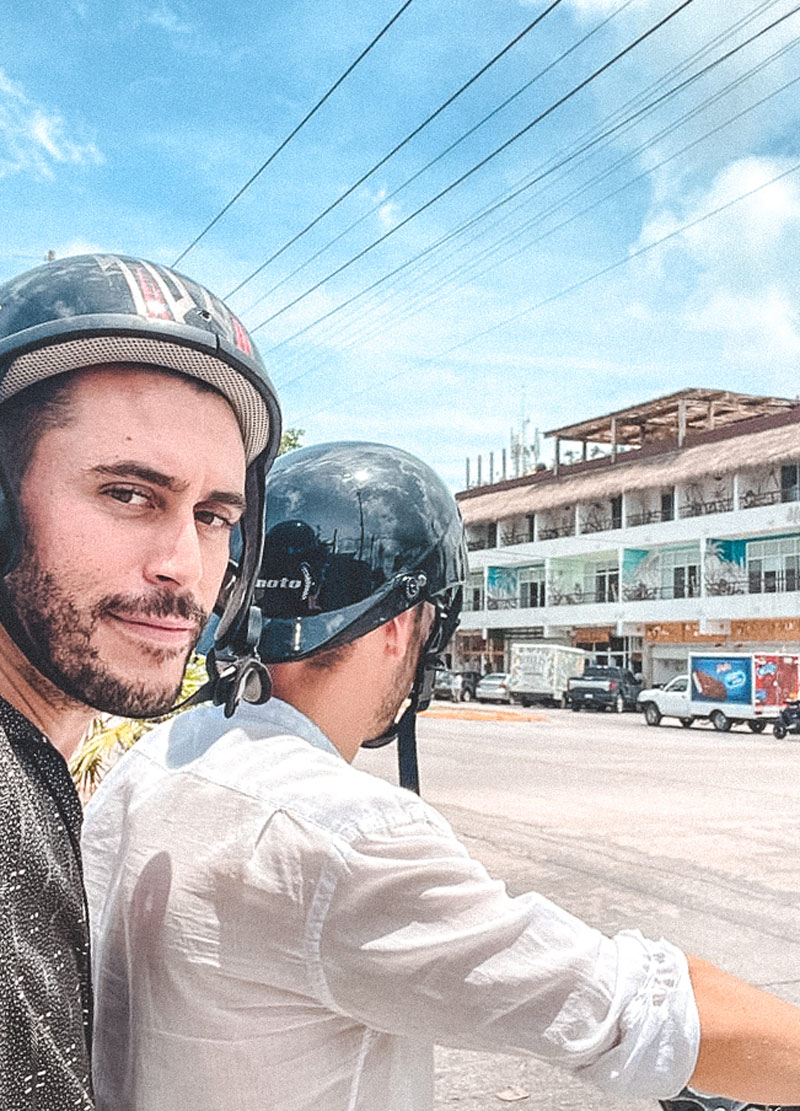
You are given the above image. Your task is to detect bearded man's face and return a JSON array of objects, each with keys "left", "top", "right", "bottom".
[{"left": 5, "top": 365, "right": 247, "bottom": 716}]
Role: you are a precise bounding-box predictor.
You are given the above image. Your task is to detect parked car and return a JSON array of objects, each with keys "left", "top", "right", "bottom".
[
  {"left": 433, "top": 670, "right": 481, "bottom": 702},
  {"left": 475, "top": 673, "right": 511, "bottom": 703},
  {"left": 567, "top": 665, "right": 642, "bottom": 712}
]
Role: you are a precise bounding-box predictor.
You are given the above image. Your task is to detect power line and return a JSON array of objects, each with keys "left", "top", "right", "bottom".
[
  {"left": 276, "top": 54, "right": 800, "bottom": 390},
  {"left": 299, "top": 160, "right": 800, "bottom": 423},
  {"left": 239, "top": 0, "right": 637, "bottom": 319},
  {"left": 224, "top": 0, "right": 566, "bottom": 299},
  {"left": 171, "top": 0, "right": 417, "bottom": 267},
  {"left": 267, "top": 0, "right": 798, "bottom": 362},
  {"left": 292, "top": 4, "right": 800, "bottom": 361},
  {"left": 250, "top": 0, "right": 697, "bottom": 334}
]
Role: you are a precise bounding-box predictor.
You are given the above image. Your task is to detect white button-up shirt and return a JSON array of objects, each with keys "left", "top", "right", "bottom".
[{"left": 82, "top": 699, "right": 699, "bottom": 1111}]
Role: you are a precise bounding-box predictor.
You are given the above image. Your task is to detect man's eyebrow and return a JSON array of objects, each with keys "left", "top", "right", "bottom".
[{"left": 91, "top": 462, "right": 246, "bottom": 509}]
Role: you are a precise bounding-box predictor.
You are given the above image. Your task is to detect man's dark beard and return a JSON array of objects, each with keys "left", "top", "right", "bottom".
[{"left": 5, "top": 549, "right": 208, "bottom": 717}]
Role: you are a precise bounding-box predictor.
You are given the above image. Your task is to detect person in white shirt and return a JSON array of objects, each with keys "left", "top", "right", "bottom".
[{"left": 82, "top": 442, "right": 800, "bottom": 1111}]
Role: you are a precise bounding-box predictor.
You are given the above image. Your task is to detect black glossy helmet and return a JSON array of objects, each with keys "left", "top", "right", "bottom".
[
  {"left": 0, "top": 253, "right": 282, "bottom": 711},
  {"left": 257, "top": 441, "right": 467, "bottom": 791}
]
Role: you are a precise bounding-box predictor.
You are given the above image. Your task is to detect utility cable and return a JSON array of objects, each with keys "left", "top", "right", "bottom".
[
  {"left": 299, "top": 159, "right": 800, "bottom": 423},
  {"left": 172, "top": 0, "right": 417, "bottom": 267},
  {"left": 249, "top": 0, "right": 697, "bottom": 333},
  {"left": 329, "top": 31, "right": 800, "bottom": 355},
  {"left": 238, "top": 0, "right": 635, "bottom": 317},
  {"left": 273, "top": 61, "right": 800, "bottom": 394},
  {"left": 224, "top": 0, "right": 566, "bottom": 298},
  {"left": 267, "top": 1, "right": 798, "bottom": 358}
]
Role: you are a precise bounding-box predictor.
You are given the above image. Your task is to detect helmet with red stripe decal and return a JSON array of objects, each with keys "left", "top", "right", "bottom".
[{"left": 0, "top": 253, "right": 281, "bottom": 712}]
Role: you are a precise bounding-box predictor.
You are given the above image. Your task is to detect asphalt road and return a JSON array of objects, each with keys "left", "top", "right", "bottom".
[{"left": 358, "top": 704, "right": 800, "bottom": 1111}]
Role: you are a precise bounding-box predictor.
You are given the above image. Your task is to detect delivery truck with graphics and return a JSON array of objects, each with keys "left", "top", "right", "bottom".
[
  {"left": 507, "top": 642, "right": 586, "bottom": 707},
  {"left": 637, "top": 652, "right": 800, "bottom": 732}
]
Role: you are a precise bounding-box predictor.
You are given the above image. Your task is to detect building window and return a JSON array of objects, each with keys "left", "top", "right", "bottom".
[
  {"left": 747, "top": 538, "right": 800, "bottom": 594},
  {"left": 611, "top": 495, "right": 622, "bottom": 530},
  {"left": 781, "top": 464, "right": 799, "bottom": 503},
  {"left": 661, "top": 488, "right": 674, "bottom": 521},
  {"left": 519, "top": 566, "right": 546, "bottom": 608},
  {"left": 660, "top": 547, "right": 700, "bottom": 599},
  {"left": 591, "top": 562, "right": 619, "bottom": 603},
  {"left": 487, "top": 521, "right": 498, "bottom": 548},
  {"left": 465, "top": 572, "right": 484, "bottom": 611}
]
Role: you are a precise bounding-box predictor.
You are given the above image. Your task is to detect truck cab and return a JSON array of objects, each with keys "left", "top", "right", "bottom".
[{"left": 637, "top": 675, "right": 693, "bottom": 727}]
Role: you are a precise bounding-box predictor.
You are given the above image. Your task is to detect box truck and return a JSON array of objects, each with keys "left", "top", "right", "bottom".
[
  {"left": 638, "top": 652, "right": 800, "bottom": 732},
  {"left": 507, "top": 643, "right": 586, "bottom": 707}
]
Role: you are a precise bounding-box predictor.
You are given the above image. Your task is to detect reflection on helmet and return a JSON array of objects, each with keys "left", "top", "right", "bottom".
[{"left": 257, "top": 441, "right": 467, "bottom": 663}]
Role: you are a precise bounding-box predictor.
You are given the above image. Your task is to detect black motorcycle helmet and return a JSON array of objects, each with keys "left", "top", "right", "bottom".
[
  {"left": 257, "top": 441, "right": 467, "bottom": 791},
  {"left": 0, "top": 253, "right": 282, "bottom": 714}
]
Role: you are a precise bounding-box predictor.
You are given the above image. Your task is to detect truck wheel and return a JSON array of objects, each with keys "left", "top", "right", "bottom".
[
  {"left": 774, "top": 723, "right": 787, "bottom": 740},
  {"left": 643, "top": 702, "right": 661, "bottom": 727},
  {"left": 614, "top": 694, "right": 625, "bottom": 714},
  {"left": 570, "top": 702, "right": 581, "bottom": 712},
  {"left": 460, "top": 688, "right": 472, "bottom": 703},
  {"left": 747, "top": 720, "right": 767, "bottom": 734},
  {"left": 679, "top": 717, "right": 694, "bottom": 728},
  {"left": 710, "top": 710, "right": 732, "bottom": 733},
  {"left": 559, "top": 694, "right": 569, "bottom": 710}
]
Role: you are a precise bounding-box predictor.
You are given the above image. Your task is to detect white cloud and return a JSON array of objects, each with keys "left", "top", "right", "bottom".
[
  {"left": 0, "top": 69, "right": 103, "bottom": 180},
  {"left": 142, "top": 5, "right": 192, "bottom": 35}
]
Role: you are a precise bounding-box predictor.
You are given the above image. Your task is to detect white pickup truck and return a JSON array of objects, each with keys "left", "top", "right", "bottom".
[{"left": 637, "top": 675, "right": 695, "bottom": 727}]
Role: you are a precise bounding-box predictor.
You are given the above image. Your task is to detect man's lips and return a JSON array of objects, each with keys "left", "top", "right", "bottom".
[{"left": 106, "top": 613, "right": 199, "bottom": 644}]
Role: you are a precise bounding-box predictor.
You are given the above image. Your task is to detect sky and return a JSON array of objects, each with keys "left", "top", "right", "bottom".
[{"left": 3, "top": 0, "right": 800, "bottom": 488}]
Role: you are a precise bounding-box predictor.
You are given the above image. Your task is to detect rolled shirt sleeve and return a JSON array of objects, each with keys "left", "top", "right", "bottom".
[{"left": 304, "top": 811, "right": 699, "bottom": 1099}]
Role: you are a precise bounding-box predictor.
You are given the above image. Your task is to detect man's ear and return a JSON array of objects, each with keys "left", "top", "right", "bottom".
[{"left": 382, "top": 605, "right": 425, "bottom": 659}]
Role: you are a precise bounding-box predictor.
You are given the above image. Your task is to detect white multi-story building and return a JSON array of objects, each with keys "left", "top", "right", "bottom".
[{"left": 454, "top": 389, "right": 800, "bottom": 684}]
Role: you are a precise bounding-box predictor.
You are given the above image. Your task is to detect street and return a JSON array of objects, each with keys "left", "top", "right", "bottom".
[{"left": 359, "top": 704, "right": 800, "bottom": 1111}]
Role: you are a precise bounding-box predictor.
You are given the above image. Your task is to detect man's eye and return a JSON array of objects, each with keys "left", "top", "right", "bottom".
[
  {"left": 106, "top": 487, "right": 151, "bottom": 507},
  {"left": 196, "top": 509, "right": 235, "bottom": 530}
]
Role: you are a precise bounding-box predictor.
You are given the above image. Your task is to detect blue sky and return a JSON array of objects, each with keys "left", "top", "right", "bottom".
[{"left": 3, "top": 0, "right": 800, "bottom": 487}]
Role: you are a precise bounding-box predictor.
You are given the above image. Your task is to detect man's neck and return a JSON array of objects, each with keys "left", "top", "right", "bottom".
[{"left": 0, "top": 624, "right": 93, "bottom": 759}]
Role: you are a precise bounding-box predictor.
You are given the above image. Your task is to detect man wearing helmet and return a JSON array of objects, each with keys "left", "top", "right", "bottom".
[
  {"left": 83, "top": 441, "right": 800, "bottom": 1111},
  {"left": 0, "top": 254, "right": 280, "bottom": 1110}
]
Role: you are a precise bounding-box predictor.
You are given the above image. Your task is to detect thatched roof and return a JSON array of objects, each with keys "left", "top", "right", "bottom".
[
  {"left": 545, "top": 388, "right": 794, "bottom": 446},
  {"left": 459, "top": 411, "right": 800, "bottom": 526}
]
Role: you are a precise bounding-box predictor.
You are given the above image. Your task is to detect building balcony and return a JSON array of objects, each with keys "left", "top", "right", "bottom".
[
  {"left": 580, "top": 516, "right": 622, "bottom": 535},
  {"left": 539, "top": 524, "right": 575, "bottom": 540},
  {"left": 622, "top": 582, "right": 701, "bottom": 602},
  {"left": 679, "top": 496, "right": 734, "bottom": 518},
  {"left": 626, "top": 508, "right": 673, "bottom": 527},
  {"left": 549, "top": 586, "right": 619, "bottom": 606}
]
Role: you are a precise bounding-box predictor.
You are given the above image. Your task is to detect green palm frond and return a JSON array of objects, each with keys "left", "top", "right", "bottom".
[{"left": 69, "top": 653, "right": 210, "bottom": 797}]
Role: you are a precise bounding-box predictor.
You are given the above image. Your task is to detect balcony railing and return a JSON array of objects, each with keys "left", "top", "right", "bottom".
[
  {"left": 748, "top": 572, "right": 800, "bottom": 594},
  {"left": 622, "top": 582, "right": 701, "bottom": 602},
  {"left": 501, "top": 527, "right": 533, "bottom": 546},
  {"left": 679, "top": 496, "right": 734, "bottom": 518},
  {"left": 539, "top": 524, "right": 574, "bottom": 540},
  {"left": 626, "top": 508, "right": 674, "bottom": 527},
  {"left": 580, "top": 516, "right": 622, "bottom": 535},
  {"left": 740, "top": 486, "right": 800, "bottom": 509},
  {"left": 549, "top": 585, "right": 619, "bottom": 606},
  {"left": 467, "top": 537, "right": 491, "bottom": 551}
]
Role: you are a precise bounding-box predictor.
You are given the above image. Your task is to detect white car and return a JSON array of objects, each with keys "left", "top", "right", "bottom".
[{"left": 637, "top": 675, "right": 695, "bottom": 727}]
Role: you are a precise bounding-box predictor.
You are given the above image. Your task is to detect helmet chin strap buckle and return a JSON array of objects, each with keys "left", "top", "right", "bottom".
[
  {"left": 210, "top": 603, "right": 273, "bottom": 717},
  {"left": 210, "top": 656, "right": 272, "bottom": 718}
]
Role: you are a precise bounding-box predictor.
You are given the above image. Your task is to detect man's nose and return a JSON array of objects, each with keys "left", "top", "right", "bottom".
[{"left": 142, "top": 513, "right": 203, "bottom": 590}]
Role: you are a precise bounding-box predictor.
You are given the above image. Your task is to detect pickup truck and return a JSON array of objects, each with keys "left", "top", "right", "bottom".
[
  {"left": 637, "top": 675, "right": 696, "bottom": 727},
  {"left": 567, "top": 665, "right": 642, "bottom": 712}
]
